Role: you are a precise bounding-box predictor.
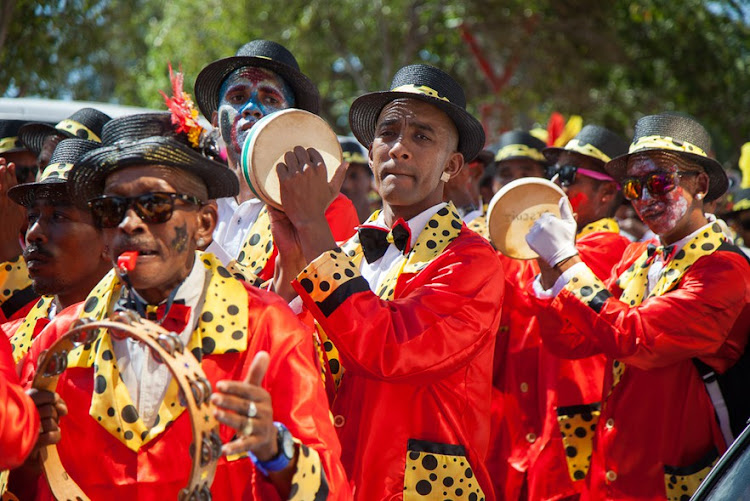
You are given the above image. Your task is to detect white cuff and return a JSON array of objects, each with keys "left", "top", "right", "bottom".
[{"left": 288, "top": 295, "right": 304, "bottom": 315}]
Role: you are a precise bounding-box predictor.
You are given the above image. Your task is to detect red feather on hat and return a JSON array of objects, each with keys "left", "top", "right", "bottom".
[{"left": 160, "top": 63, "right": 204, "bottom": 148}]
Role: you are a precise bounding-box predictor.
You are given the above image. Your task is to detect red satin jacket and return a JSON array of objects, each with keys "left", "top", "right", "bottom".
[
  {"left": 489, "top": 229, "right": 629, "bottom": 501},
  {"left": 536, "top": 241, "right": 750, "bottom": 500},
  {"left": 0, "top": 333, "right": 39, "bottom": 470},
  {"left": 20, "top": 282, "right": 350, "bottom": 501},
  {"left": 294, "top": 226, "right": 505, "bottom": 500}
]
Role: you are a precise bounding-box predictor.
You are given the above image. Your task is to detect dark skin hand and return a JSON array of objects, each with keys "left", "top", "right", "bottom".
[
  {"left": 537, "top": 255, "right": 582, "bottom": 290},
  {"left": 0, "top": 158, "right": 26, "bottom": 262},
  {"left": 211, "top": 351, "right": 298, "bottom": 498},
  {"left": 270, "top": 146, "right": 348, "bottom": 299},
  {"left": 17, "top": 383, "right": 68, "bottom": 475}
]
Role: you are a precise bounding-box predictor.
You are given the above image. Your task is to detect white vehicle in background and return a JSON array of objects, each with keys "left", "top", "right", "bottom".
[{"left": 0, "top": 97, "right": 159, "bottom": 123}]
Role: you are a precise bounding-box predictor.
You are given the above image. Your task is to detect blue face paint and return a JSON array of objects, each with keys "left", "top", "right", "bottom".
[{"left": 217, "top": 67, "right": 296, "bottom": 164}]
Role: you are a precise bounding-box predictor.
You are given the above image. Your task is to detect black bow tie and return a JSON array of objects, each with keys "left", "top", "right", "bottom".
[
  {"left": 646, "top": 243, "right": 677, "bottom": 264},
  {"left": 358, "top": 219, "right": 412, "bottom": 264}
]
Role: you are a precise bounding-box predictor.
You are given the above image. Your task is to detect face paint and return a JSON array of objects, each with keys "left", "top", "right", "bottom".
[
  {"left": 627, "top": 154, "right": 691, "bottom": 236},
  {"left": 217, "top": 67, "right": 295, "bottom": 164}
]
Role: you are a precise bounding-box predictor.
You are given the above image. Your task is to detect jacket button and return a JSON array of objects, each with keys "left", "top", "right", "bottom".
[
  {"left": 525, "top": 433, "right": 536, "bottom": 443},
  {"left": 606, "top": 470, "right": 617, "bottom": 482},
  {"left": 333, "top": 415, "right": 345, "bottom": 428},
  {"left": 605, "top": 418, "right": 615, "bottom": 429},
  {"left": 520, "top": 382, "right": 529, "bottom": 393}
]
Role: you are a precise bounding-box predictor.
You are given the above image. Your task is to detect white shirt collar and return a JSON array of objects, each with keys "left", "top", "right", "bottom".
[{"left": 369, "top": 202, "right": 448, "bottom": 249}]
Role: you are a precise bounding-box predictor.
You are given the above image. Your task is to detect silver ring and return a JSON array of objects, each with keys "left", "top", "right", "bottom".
[
  {"left": 240, "top": 418, "right": 254, "bottom": 437},
  {"left": 247, "top": 401, "right": 257, "bottom": 418}
]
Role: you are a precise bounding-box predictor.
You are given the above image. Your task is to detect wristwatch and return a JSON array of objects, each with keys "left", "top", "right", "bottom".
[{"left": 252, "top": 422, "right": 295, "bottom": 475}]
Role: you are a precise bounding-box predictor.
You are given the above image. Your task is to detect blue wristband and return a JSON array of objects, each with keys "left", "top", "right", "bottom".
[{"left": 250, "top": 422, "right": 294, "bottom": 475}]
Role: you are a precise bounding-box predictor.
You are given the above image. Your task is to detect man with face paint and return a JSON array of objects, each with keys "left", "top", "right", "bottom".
[
  {"left": 194, "top": 40, "right": 358, "bottom": 285},
  {"left": 524, "top": 113, "right": 750, "bottom": 499},
  {"left": 270, "top": 64, "right": 505, "bottom": 499},
  {"left": 487, "top": 125, "right": 632, "bottom": 501},
  {"left": 19, "top": 113, "right": 349, "bottom": 500}
]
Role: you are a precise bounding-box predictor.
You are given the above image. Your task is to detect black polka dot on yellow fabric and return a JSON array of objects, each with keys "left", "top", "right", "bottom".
[
  {"left": 227, "top": 305, "right": 239, "bottom": 315},
  {"left": 202, "top": 337, "right": 216, "bottom": 354},
  {"left": 95, "top": 375, "right": 107, "bottom": 393},
  {"left": 416, "top": 480, "right": 432, "bottom": 495},
  {"left": 231, "top": 330, "right": 243, "bottom": 340},
  {"left": 574, "top": 470, "right": 585, "bottom": 480},
  {"left": 428, "top": 220, "right": 439, "bottom": 228},
  {"left": 422, "top": 454, "right": 438, "bottom": 470},
  {"left": 300, "top": 278, "right": 314, "bottom": 293},
  {"left": 201, "top": 311, "right": 213, "bottom": 322},
  {"left": 217, "top": 266, "right": 231, "bottom": 278},
  {"left": 329, "top": 359, "right": 340, "bottom": 374},
  {"left": 437, "top": 207, "right": 449, "bottom": 216},
  {"left": 124, "top": 430, "right": 134, "bottom": 440},
  {"left": 426, "top": 240, "right": 437, "bottom": 249},
  {"left": 121, "top": 405, "right": 138, "bottom": 423},
  {"left": 83, "top": 296, "right": 98, "bottom": 313},
  {"left": 344, "top": 268, "right": 354, "bottom": 278},
  {"left": 320, "top": 281, "right": 330, "bottom": 292},
  {"left": 451, "top": 220, "right": 462, "bottom": 230},
  {"left": 465, "top": 467, "right": 473, "bottom": 478},
  {"left": 443, "top": 477, "right": 454, "bottom": 487},
  {"left": 191, "top": 347, "right": 202, "bottom": 361}
]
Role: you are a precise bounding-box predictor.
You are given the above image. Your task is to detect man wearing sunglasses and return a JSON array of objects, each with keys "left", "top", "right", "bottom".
[
  {"left": 19, "top": 113, "right": 349, "bottom": 500},
  {"left": 194, "top": 39, "right": 358, "bottom": 285},
  {"left": 489, "top": 125, "right": 631, "bottom": 500},
  {"left": 525, "top": 112, "right": 750, "bottom": 499}
]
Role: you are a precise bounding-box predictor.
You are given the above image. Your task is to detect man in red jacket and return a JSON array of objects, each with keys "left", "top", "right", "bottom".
[
  {"left": 194, "top": 39, "right": 358, "bottom": 284},
  {"left": 19, "top": 112, "right": 350, "bottom": 500},
  {"left": 490, "top": 125, "right": 630, "bottom": 500},
  {"left": 271, "top": 64, "right": 505, "bottom": 499},
  {"left": 526, "top": 112, "right": 750, "bottom": 500}
]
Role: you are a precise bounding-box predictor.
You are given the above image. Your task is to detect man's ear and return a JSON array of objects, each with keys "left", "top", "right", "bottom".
[
  {"left": 696, "top": 171, "right": 710, "bottom": 199},
  {"left": 444, "top": 152, "right": 465, "bottom": 178},
  {"left": 211, "top": 111, "right": 219, "bottom": 128},
  {"left": 195, "top": 201, "right": 218, "bottom": 248}
]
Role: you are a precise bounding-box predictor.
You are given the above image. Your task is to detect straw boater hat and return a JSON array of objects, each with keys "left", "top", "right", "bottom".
[
  {"left": 494, "top": 130, "right": 548, "bottom": 164},
  {"left": 543, "top": 124, "right": 629, "bottom": 169},
  {"left": 69, "top": 113, "right": 239, "bottom": 208},
  {"left": 348, "top": 64, "right": 485, "bottom": 162},
  {"left": 0, "top": 120, "right": 33, "bottom": 155},
  {"left": 605, "top": 113, "right": 728, "bottom": 202},
  {"left": 194, "top": 39, "right": 320, "bottom": 119},
  {"left": 338, "top": 136, "right": 368, "bottom": 165},
  {"left": 19, "top": 108, "right": 112, "bottom": 155},
  {"left": 8, "top": 139, "right": 100, "bottom": 207}
]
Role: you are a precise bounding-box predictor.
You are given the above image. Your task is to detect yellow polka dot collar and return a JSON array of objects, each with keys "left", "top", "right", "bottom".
[
  {"left": 577, "top": 218, "right": 620, "bottom": 240},
  {"left": 65, "top": 252, "right": 249, "bottom": 451}
]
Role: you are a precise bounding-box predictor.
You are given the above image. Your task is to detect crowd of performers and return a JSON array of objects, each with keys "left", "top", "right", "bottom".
[{"left": 1, "top": 39, "right": 749, "bottom": 501}]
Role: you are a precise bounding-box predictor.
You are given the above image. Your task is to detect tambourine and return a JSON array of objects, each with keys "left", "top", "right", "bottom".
[
  {"left": 486, "top": 177, "right": 566, "bottom": 259},
  {"left": 32, "top": 311, "right": 221, "bottom": 501},
  {"left": 240, "top": 108, "right": 343, "bottom": 210}
]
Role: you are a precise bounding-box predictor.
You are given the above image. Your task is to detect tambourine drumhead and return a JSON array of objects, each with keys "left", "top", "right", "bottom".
[
  {"left": 240, "top": 108, "right": 343, "bottom": 211},
  {"left": 487, "top": 177, "right": 566, "bottom": 260}
]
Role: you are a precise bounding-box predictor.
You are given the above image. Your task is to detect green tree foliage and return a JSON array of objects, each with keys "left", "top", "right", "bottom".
[{"left": 2, "top": 0, "right": 749, "bottom": 166}]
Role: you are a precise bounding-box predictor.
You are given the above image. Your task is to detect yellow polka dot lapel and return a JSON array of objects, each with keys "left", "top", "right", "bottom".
[
  {"left": 288, "top": 441, "right": 328, "bottom": 500},
  {"left": 10, "top": 296, "right": 54, "bottom": 363},
  {"left": 618, "top": 222, "right": 726, "bottom": 307},
  {"left": 467, "top": 214, "right": 489, "bottom": 241},
  {"left": 403, "top": 439, "right": 485, "bottom": 500},
  {"left": 576, "top": 217, "right": 620, "bottom": 240},
  {"left": 230, "top": 207, "right": 274, "bottom": 284},
  {"left": 0, "top": 256, "right": 32, "bottom": 308},
  {"left": 66, "top": 253, "right": 249, "bottom": 451}
]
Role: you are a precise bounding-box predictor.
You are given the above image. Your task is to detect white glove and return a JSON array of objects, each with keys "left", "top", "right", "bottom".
[{"left": 525, "top": 197, "right": 578, "bottom": 267}]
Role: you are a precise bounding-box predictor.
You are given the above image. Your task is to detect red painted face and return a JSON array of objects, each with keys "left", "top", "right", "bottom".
[{"left": 626, "top": 153, "right": 693, "bottom": 236}]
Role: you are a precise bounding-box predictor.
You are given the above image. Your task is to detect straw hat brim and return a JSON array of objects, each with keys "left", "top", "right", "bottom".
[
  {"left": 69, "top": 137, "right": 239, "bottom": 208},
  {"left": 605, "top": 149, "right": 728, "bottom": 202},
  {"left": 348, "top": 91, "right": 485, "bottom": 162},
  {"left": 194, "top": 56, "right": 320, "bottom": 120},
  {"left": 8, "top": 179, "right": 68, "bottom": 207},
  {"left": 18, "top": 123, "right": 66, "bottom": 156}
]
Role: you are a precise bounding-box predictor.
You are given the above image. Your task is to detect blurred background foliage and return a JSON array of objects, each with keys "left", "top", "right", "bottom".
[{"left": 2, "top": 0, "right": 749, "bottom": 169}]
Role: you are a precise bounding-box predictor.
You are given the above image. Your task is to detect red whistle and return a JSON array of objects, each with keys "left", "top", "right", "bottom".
[{"left": 117, "top": 251, "right": 138, "bottom": 273}]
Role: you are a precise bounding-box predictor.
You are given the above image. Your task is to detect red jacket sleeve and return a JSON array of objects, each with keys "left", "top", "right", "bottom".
[
  {"left": 548, "top": 248, "right": 750, "bottom": 370},
  {"left": 293, "top": 234, "right": 505, "bottom": 383},
  {"left": 0, "top": 333, "right": 39, "bottom": 469},
  {"left": 245, "top": 288, "right": 351, "bottom": 500},
  {"left": 324, "top": 193, "right": 359, "bottom": 242}
]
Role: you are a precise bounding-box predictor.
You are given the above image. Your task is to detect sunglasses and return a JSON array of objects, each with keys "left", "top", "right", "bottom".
[
  {"left": 621, "top": 171, "right": 699, "bottom": 201},
  {"left": 88, "top": 192, "right": 202, "bottom": 228},
  {"left": 546, "top": 164, "right": 617, "bottom": 187}
]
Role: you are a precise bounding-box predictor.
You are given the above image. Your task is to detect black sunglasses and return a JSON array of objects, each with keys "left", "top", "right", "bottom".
[
  {"left": 547, "top": 164, "right": 617, "bottom": 187},
  {"left": 88, "top": 192, "right": 202, "bottom": 228},
  {"left": 621, "top": 171, "right": 699, "bottom": 201}
]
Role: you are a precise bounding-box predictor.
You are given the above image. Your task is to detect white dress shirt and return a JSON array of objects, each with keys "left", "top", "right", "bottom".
[
  {"left": 360, "top": 203, "right": 448, "bottom": 292},
  {"left": 207, "top": 196, "right": 265, "bottom": 265},
  {"left": 112, "top": 255, "right": 208, "bottom": 428}
]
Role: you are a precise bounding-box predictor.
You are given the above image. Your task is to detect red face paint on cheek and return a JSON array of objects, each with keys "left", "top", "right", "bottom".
[{"left": 568, "top": 192, "right": 586, "bottom": 213}]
